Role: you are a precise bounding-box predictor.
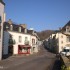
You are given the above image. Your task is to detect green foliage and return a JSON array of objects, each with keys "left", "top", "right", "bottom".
[
  {"left": 8, "top": 35, "right": 16, "bottom": 45},
  {"left": 8, "top": 39, "right": 16, "bottom": 45},
  {"left": 61, "top": 65, "right": 70, "bottom": 70},
  {"left": 61, "top": 65, "right": 66, "bottom": 70}
]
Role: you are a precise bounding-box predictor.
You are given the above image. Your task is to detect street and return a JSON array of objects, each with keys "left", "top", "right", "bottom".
[{"left": 0, "top": 46, "right": 60, "bottom": 70}]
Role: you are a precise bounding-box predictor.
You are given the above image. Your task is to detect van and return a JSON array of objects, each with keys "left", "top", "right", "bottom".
[{"left": 60, "top": 47, "right": 70, "bottom": 56}]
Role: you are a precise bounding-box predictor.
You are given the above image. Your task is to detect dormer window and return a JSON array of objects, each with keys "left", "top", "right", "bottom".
[
  {"left": 19, "top": 27, "right": 21, "bottom": 32},
  {"left": 24, "top": 28, "right": 27, "bottom": 33},
  {"left": 10, "top": 25, "right": 13, "bottom": 31},
  {"left": 66, "top": 26, "right": 70, "bottom": 32}
]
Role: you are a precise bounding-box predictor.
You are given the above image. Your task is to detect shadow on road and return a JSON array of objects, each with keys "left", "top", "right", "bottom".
[
  {"left": 52, "top": 59, "right": 61, "bottom": 70},
  {"left": 43, "top": 45, "right": 56, "bottom": 54},
  {"left": 42, "top": 43, "right": 61, "bottom": 70},
  {"left": 2, "top": 54, "right": 12, "bottom": 59}
]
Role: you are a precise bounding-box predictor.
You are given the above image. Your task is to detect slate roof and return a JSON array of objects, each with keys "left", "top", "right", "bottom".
[
  {"left": 62, "top": 21, "right": 70, "bottom": 31},
  {"left": 4, "top": 22, "right": 26, "bottom": 33},
  {"left": 3, "top": 20, "right": 35, "bottom": 35},
  {"left": 0, "top": 0, "right": 5, "bottom": 5}
]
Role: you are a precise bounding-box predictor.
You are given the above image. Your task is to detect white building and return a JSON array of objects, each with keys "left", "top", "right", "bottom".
[
  {"left": 3, "top": 20, "right": 39, "bottom": 55},
  {"left": 0, "top": 0, "right": 6, "bottom": 60},
  {"left": 0, "top": 0, "right": 5, "bottom": 23},
  {"left": 47, "top": 21, "right": 70, "bottom": 53}
]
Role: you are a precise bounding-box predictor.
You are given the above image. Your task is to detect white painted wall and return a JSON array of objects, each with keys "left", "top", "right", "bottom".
[
  {"left": 8, "top": 31, "right": 31, "bottom": 54},
  {"left": 31, "top": 35, "right": 38, "bottom": 53},
  {"left": 48, "top": 32, "right": 70, "bottom": 53},
  {"left": 3, "top": 31, "right": 38, "bottom": 55},
  {"left": 54, "top": 33, "right": 68, "bottom": 53},
  {"left": 0, "top": 2, "right": 5, "bottom": 59},
  {"left": 0, "top": 3, "right": 4, "bottom": 22}
]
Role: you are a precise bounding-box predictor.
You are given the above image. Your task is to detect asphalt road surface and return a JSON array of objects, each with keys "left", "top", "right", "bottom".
[{"left": 0, "top": 46, "right": 58, "bottom": 70}]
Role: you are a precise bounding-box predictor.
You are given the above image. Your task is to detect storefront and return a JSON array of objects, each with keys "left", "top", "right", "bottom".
[{"left": 18, "top": 45, "right": 31, "bottom": 54}]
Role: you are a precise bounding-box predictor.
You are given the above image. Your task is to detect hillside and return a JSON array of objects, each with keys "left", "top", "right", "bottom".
[{"left": 37, "top": 30, "right": 55, "bottom": 41}]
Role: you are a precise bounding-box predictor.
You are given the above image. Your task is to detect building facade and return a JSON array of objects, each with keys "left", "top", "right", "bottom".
[
  {"left": 46, "top": 21, "right": 70, "bottom": 53},
  {"left": 0, "top": 0, "right": 5, "bottom": 23},
  {"left": 3, "top": 20, "right": 39, "bottom": 55},
  {"left": 0, "top": 0, "right": 6, "bottom": 60}
]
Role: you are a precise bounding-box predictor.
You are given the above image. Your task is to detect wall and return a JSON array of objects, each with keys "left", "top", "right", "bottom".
[
  {"left": 3, "top": 31, "right": 38, "bottom": 55},
  {"left": 31, "top": 35, "right": 38, "bottom": 53},
  {"left": 58, "top": 33, "right": 66, "bottom": 53},
  {"left": 47, "top": 33, "right": 68, "bottom": 53},
  {"left": 8, "top": 31, "right": 31, "bottom": 54},
  {"left": 0, "top": 2, "right": 4, "bottom": 22},
  {"left": 3, "top": 31, "right": 10, "bottom": 54},
  {"left": 0, "top": 2, "right": 5, "bottom": 59}
]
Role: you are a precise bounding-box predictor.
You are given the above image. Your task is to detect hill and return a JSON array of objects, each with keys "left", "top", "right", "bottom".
[{"left": 37, "top": 30, "right": 55, "bottom": 41}]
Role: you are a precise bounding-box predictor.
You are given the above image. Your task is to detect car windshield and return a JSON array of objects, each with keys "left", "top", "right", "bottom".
[{"left": 63, "top": 49, "right": 69, "bottom": 52}]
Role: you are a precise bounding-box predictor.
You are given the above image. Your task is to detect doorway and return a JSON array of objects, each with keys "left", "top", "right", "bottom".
[{"left": 8, "top": 45, "right": 13, "bottom": 55}]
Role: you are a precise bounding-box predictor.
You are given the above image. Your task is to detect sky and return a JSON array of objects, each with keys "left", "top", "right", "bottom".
[{"left": 4, "top": 0, "right": 70, "bottom": 31}]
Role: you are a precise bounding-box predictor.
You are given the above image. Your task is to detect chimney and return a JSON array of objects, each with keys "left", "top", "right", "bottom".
[{"left": 8, "top": 19, "right": 12, "bottom": 24}]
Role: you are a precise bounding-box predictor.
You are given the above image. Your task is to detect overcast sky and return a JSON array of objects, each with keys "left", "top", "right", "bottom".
[{"left": 4, "top": 0, "right": 70, "bottom": 31}]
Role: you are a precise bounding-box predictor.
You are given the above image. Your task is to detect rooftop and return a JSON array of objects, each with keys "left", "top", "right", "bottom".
[{"left": 0, "top": 0, "right": 5, "bottom": 5}]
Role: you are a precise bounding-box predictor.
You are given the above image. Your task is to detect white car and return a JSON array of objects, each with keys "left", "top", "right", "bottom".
[{"left": 60, "top": 47, "right": 70, "bottom": 56}]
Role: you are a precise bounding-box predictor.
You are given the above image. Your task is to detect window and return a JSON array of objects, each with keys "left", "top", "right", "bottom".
[
  {"left": 25, "top": 37, "right": 29, "bottom": 45},
  {"left": 66, "top": 26, "right": 70, "bottom": 32},
  {"left": 10, "top": 25, "right": 13, "bottom": 31},
  {"left": 61, "top": 46, "right": 63, "bottom": 49},
  {"left": 61, "top": 41, "right": 63, "bottom": 44},
  {"left": 32, "top": 39, "right": 35, "bottom": 44},
  {"left": 67, "top": 28, "right": 70, "bottom": 32},
  {"left": 63, "top": 49, "right": 69, "bottom": 52},
  {"left": 24, "top": 29, "right": 27, "bottom": 33},
  {"left": 19, "top": 36, "right": 22, "bottom": 43},
  {"left": 25, "top": 37, "right": 28, "bottom": 41},
  {"left": 66, "top": 36, "right": 70, "bottom": 42},
  {"left": 61, "top": 35, "right": 63, "bottom": 38}
]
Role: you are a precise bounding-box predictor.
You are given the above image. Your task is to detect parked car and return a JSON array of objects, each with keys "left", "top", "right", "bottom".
[{"left": 60, "top": 47, "right": 70, "bottom": 56}]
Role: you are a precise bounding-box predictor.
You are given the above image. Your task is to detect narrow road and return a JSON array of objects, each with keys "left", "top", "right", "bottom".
[{"left": 0, "top": 46, "right": 57, "bottom": 70}]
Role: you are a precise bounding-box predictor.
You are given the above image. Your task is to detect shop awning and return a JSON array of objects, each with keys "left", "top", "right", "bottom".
[{"left": 18, "top": 45, "right": 31, "bottom": 48}]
